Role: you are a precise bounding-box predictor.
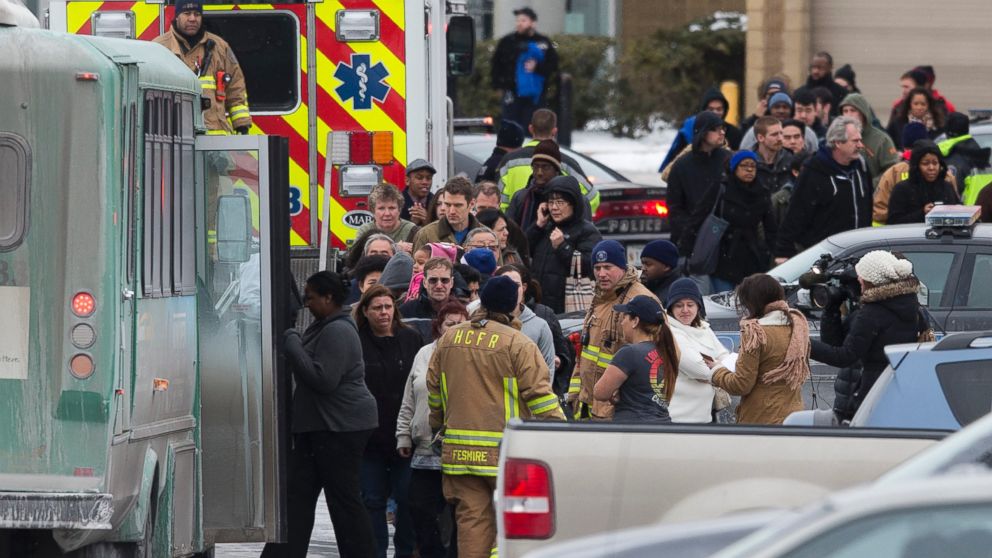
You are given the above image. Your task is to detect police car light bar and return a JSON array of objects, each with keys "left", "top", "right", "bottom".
[{"left": 925, "top": 205, "right": 981, "bottom": 239}]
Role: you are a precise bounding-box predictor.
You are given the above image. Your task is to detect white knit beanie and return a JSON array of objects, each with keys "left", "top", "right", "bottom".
[{"left": 855, "top": 250, "right": 914, "bottom": 285}]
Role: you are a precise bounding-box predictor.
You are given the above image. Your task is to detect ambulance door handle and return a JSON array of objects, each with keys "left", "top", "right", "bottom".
[{"left": 122, "top": 288, "right": 134, "bottom": 301}]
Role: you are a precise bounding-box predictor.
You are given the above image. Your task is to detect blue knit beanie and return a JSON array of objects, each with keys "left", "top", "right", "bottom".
[
  {"left": 665, "top": 278, "right": 705, "bottom": 317},
  {"left": 769, "top": 92, "right": 793, "bottom": 108},
  {"left": 901, "top": 122, "right": 929, "bottom": 149},
  {"left": 176, "top": 0, "right": 203, "bottom": 14},
  {"left": 730, "top": 150, "right": 758, "bottom": 173},
  {"left": 463, "top": 248, "right": 497, "bottom": 276},
  {"left": 592, "top": 240, "right": 626, "bottom": 269},
  {"left": 480, "top": 275, "right": 519, "bottom": 314},
  {"left": 640, "top": 239, "right": 679, "bottom": 269}
]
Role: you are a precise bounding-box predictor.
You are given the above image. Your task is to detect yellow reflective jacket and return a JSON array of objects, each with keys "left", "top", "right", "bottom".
[
  {"left": 570, "top": 267, "right": 658, "bottom": 419},
  {"left": 154, "top": 28, "right": 251, "bottom": 134},
  {"left": 427, "top": 317, "right": 564, "bottom": 477},
  {"left": 497, "top": 139, "right": 600, "bottom": 213}
]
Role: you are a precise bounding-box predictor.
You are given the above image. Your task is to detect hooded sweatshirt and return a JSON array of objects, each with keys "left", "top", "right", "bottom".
[
  {"left": 887, "top": 143, "right": 960, "bottom": 224},
  {"left": 838, "top": 93, "right": 900, "bottom": 188},
  {"left": 774, "top": 145, "right": 871, "bottom": 258},
  {"left": 698, "top": 87, "right": 743, "bottom": 150},
  {"left": 794, "top": 72, "right": 849, "bottom": 118},
  {"left": 666, "top": 111, "right": 731, "bottom": 246}
]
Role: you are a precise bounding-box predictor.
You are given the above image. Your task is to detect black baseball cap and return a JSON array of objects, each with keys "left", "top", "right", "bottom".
[
  {"left": 513, "top": 7, "right": 537, "bottom": 21},
  {"left": 613, "top": 295, "right": 664, "bottom": 325}
]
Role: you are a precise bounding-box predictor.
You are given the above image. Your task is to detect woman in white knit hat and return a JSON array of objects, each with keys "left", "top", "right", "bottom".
[{"left": 810, "top": 250, "right": 931, "bottom": 421}]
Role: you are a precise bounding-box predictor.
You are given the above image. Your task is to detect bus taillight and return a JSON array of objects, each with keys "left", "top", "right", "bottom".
[
  {"left": 71, "top": 292, "right": 96, "bottom": 317},
  {"left": 69, "top": 354, "right": 94, "bottom": 379}
]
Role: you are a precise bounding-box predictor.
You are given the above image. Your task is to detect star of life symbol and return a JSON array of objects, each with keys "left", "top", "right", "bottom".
[{"left": 334, "top": 53, "right": 390, "bottom": 110}]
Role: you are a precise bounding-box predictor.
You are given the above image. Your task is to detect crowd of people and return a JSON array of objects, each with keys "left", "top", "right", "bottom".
[{"left": 261, "top": 29, "right": 970, "bottom": 558}]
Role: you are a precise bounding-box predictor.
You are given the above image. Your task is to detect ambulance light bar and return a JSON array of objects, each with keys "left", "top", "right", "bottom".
[
  {"left": 925, "top": 205, "right": 981, "bottom": 239},
  {"left": 329, "top": 131, "right": 394, "bottom": 166}
]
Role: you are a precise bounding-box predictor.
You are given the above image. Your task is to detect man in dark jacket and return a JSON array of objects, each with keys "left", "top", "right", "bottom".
[
  {"left": 774, "top": 116, "right": 872, "bottom": 263},
  {"left": 793, "top": 51, "right": 849, "bottom": 118},
  {"left": 490, "top": 7, "right": 558, "bottom": 129},
  {"left": 639, "top": 239, "right": 681, "bottom": 303},
  {"left": 939, "top": 112, "right": 992, "bottom": 198},
  {"left": 667, "top": 111, "right": 731, "bottom": 247},
  {"left": 753, "top": 115, "right": 795, "bottom": 197},
  {"left": 659, "top": 88, "right": 742, "bottom": 174},
  {"left": 525, "top": 175, "right": 602, "bottom": 314},
  {"left": 811, "top": 250, "right": 928, "bottom": 420}
]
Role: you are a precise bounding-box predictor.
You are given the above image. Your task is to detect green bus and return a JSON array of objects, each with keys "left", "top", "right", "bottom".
[{"left": 0, "top": 14, "right": 292, "bottom": 557}]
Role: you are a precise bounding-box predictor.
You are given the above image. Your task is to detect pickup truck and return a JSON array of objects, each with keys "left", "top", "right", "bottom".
[{"left": 495, "top": 422, "right": 945, "bottom": 558}]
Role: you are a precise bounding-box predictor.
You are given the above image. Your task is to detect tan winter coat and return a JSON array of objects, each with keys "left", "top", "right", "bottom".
[
  {"left": 711, "top": 310, "right": 804, "bottom": 424},
  {"left": 873, "top": 160, "right": 957, "bottom": 224},
  {"left": 570, "top": 267, "right": 659, "bottom": 419},
  {"left": 412, "top": 214, "right": 482, "bottom": 252},
  {"left": 154, "top": 27, "right": 251, "bottom": 134},
  {"left": 427, "top": 317, "right": 564, "bottom": 477}
]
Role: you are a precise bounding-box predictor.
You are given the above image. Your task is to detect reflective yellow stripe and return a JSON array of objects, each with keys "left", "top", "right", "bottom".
[
  {"left": 872, "top": 221, "right": 885, "bottom": 227},
  {"left": 598, "top": 353, "right": 613, "bottom": 367},
  {"left": 445, "top": 429, "right": 503, "bottom": 447},
  {"left": 199, "top": 76, "right": 217, "bottom": 84},
  {"left": 427, "top": 393, "right": 442, "bottom": 410},
  {"left": 442, "top": 464, "right": 499, "bottom": 476},
  {"left": 527, "top": 394, "right": 560, "bottom": 414},
  {"left": 230, "top": 103, "right": 250, "bottom": 116},
  {"left": 205, "top": 130, "right": 229, "bottom": 136},
  {"left": 491, "top": 547, "right": 499, "bottom": 558},
  {"left": 503, "top": 377, "right": 519, "bottom": 422},
  {"left": 440, "top": 372, "right": 448, "bottom": 411},
  {"left": 568, "top": 376, "right": 581, "bottom": 395}
]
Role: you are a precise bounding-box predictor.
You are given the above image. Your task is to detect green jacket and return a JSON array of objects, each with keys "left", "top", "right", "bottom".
[
  {"left": 839, "top": 93, "right": 900, "bottom": 188},
  {"left": 497, "top": 139, "right": 600, "bottom": 213}
]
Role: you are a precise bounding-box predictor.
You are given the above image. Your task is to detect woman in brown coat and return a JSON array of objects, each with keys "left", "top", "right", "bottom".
[{"left": 708, "top": 274, "right": 810, "bottom": 424}]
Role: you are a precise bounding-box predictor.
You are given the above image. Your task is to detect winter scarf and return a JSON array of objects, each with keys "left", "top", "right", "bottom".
[
  {"left": 739, "top": 300, "right": 811, "bottom": 390},
  {"left": 861, "top": 277, "right": 920, "bottom": 304}
]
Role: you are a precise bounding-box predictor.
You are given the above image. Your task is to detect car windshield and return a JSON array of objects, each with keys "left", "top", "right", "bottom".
[
  {"left": 455, "top": 136, "right": 628, "bottom": 183},
  {"left": 767, "top": 239, "right": 839, "bottom": 283},
  {"left": 878, "top": 412, "right": 992, "bottom": 484}
]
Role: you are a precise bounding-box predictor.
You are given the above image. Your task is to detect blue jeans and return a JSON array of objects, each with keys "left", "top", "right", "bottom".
[
  {"left": 710, "top": 276, "right": 737, "bottom": 295},
  {"left": 361, "top": 453, "right": 415, "bottom": 558}
]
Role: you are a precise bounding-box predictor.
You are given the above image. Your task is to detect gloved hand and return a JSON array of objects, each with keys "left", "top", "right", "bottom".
[{"left": 235, "top": 125, "right": 250, "bottom": 135}]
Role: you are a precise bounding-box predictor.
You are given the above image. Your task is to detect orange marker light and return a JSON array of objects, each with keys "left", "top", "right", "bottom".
[
  {"left": 372, "top": 131, "right": 394, "bottom": 165},
  {"left": 153, "top": 378, "right": 170, "bottom": 392},
  {"left": 76, "top": 72, "right": 100, "bottom": 81}
]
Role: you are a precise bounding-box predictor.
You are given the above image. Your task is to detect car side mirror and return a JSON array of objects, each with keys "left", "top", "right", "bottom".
[
  {"left": 446, "top": 15, "right": 474, "bottom": 77},
  {"left": 216, "top": 193, "right": 252, "bottom": 263}
]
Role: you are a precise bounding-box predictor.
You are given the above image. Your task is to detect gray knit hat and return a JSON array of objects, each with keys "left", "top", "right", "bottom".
[{"left": 379, "top": 252, "right": 414, "bottom": 291}]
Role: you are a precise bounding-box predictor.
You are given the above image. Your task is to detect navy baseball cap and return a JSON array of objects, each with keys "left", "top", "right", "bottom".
[{"left": 613, "top": 295, "right": 664, "bottom": 325}]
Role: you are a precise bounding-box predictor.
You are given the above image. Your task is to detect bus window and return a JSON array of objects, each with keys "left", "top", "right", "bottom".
[
  {"left": 204, "top": 12, "right": 300, "bottom": 114},
  {"left": 0, "top": 132, "right": 30, "bottom": 252}
]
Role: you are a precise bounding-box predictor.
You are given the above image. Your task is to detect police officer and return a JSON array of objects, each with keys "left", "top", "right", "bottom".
[
  {"left": 427, "top": 275, "right": 565, "bottom": 558},
  {"left": 568, "top": 240, "right": 658, "bottom": 420},
  {"left": 154, "top": 0, "right": 251, "bottom": 134}
]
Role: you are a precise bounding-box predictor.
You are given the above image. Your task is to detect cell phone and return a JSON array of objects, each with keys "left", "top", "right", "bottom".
[{"left": 541, "top": 207, "right": 550, "bottom": 217}]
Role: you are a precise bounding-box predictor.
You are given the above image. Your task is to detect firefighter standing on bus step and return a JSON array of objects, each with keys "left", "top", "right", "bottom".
[
  {"left": 427, "top": 275, "right": 565, "bottom": 558},
  {"left": 568, "top": 240, "right": 659, "bottom": 420},
  {"left": 154, "top": 0, "right": 251, "bottom": 134}
]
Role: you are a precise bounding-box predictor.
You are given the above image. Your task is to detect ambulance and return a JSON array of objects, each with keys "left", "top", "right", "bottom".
[{"left": 47, "top": 0, "right": 475, "bottom": 260}]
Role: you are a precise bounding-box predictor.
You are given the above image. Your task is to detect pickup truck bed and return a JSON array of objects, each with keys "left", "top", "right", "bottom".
[{"left": 497, "top": 421, "right": 946, "bottom": 558}]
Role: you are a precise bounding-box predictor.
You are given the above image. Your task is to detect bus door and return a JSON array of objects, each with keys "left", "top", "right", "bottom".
[{"left": 194, "top": 134, "right": 291, "bottom": 544}]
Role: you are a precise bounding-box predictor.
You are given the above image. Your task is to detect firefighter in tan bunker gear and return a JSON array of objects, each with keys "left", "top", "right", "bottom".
[
  {"left": 568, "top": 240, "right": 659, "bottom": 420},
  {"left": 154, "top": 0, "right": 251, "bottom": 134},
  {"left": 427, "top": 276, "right": 565, "bottom": 558}
]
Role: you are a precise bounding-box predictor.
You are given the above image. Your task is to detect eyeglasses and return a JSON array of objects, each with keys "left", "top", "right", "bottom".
[
  {"left": 547, "top": 199, "right": 570, "bottom": 207},
  {"left": 737, "top": 163, "right": 757, "bottom": 170},
  {"left": 427, "top": 277, "right": 452, "bottom": 285},
  {"left": 466, "top": 243, "right": 498, "bottom": 251}
]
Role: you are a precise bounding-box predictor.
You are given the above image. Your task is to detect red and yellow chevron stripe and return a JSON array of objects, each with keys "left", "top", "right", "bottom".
[{"left": 63, "top": 0, "right": 408, "bottom": 250}]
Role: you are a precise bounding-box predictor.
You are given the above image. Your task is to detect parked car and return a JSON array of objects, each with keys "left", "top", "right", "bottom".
[
  {"left": 714, "top": 475, "right": 992, "bottom": 558},
  {"left": 452, "top": 134, "right": 668, "bottom": 262},
  {"left": 787, "top": 331, "right": 992, "bottom": 430}
]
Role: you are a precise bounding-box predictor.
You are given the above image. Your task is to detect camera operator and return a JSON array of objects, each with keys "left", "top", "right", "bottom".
[{"left": 810, "top": 250, "right": 930, "bottom": 421}]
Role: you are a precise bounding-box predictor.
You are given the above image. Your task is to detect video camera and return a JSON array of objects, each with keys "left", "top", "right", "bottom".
[{"left": 797, "top": 253, "right": 862, "bottom": 311}]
